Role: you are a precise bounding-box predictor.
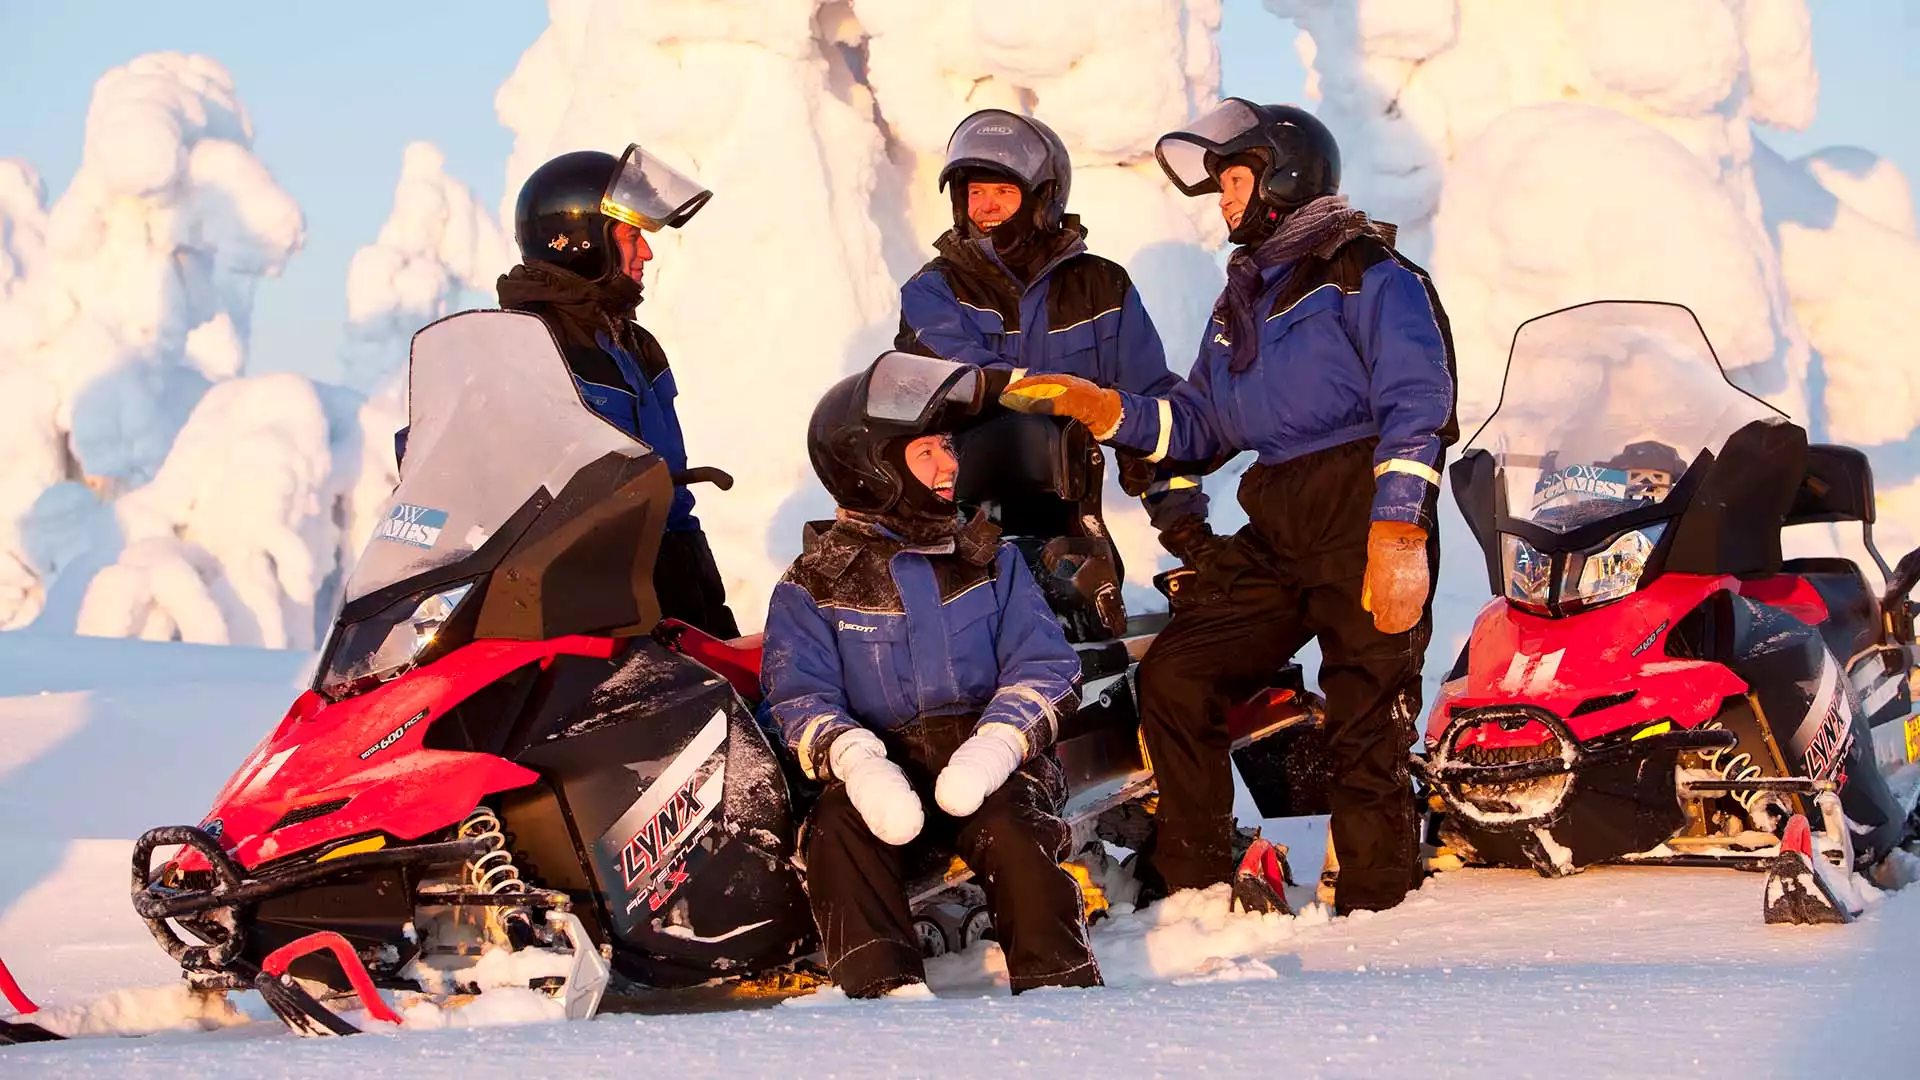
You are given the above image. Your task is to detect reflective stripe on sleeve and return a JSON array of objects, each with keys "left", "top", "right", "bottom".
[
  {"left": 1146, "top": 398, "right": 1174, "bottom": 463},
  {"left": 1373, "top": 458, "right": 1442, "bottom": 485}
]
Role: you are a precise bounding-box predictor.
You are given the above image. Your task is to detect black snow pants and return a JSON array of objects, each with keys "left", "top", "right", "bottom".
[
  {"left": 1138, "top": 438, "right": 1436, "bottom": 913},
  {"left": 654, "top": 527, "right": 740, "bottom": 639},
  {"left": 805, "top": 714, "right": 1102, "bottom": 997}
]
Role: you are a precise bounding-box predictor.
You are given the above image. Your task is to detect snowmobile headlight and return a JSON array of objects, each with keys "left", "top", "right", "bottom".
[
  {"left": 1500, "top": 534, "right": 1552, "bottom": 613},
  {"left": 318, "top": 582, "right": 475, "bottom": 701},
  {"left": 1561, "top": 523, "right": 1665, "bottom": 612}
]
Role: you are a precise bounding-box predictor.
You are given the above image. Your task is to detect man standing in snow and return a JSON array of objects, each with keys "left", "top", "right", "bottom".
[
  {"left": 763, "top": 353, "right": 1102, "bottom": 998},
  {"left": 895, "top": 109, "right": 1227, "bottom": 579},
  {"left": 999, "top": 101, "right": 1457, "bottom": 915},
  {"left": 496, "top": 146, "right": 739, "bottom": 638}
]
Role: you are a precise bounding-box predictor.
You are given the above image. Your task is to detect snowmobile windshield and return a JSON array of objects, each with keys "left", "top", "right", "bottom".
[
  {"left": 1471, "top": 301, "right": 1782, "bottom": 535},
  {"left": 1155, "top": 98, "right": 1263, "bottom": 195},
  {"left": 602, "top": 143, "right": 712, "bottom": 231},
  {"left": 862, "top": 352, "right": 983, "bottom": 431},
  {"left": 941, "top": 111, "right": 1053, "bottom": 191},
  {"left": 342, "top": 310, "right": 651, "bottom": 604}
]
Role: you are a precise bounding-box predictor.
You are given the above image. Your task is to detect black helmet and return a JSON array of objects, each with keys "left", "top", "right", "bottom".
[
  {"left": 938, "top": 110, "right": 1072, "bottom": 235},
  {"left": 808, "top": 353, "right": 984, "bottom": 515},
  {"left": 514, "top": 143, "right": 713, "bottom": 279},
  {"left": 1154, "top": 99, "right": 1340, "bottom": 244}
]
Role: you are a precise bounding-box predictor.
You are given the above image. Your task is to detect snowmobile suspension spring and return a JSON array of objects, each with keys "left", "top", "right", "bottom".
[
  {"left": 457, "top": 807, "right": 527, "bottom": 895},
  {"left": 1695, "top": 721, "right": 1765, "bottom": 813}
]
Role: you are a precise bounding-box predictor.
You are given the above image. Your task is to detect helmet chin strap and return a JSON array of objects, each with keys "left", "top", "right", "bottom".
[{"left": 1228, "top": 196, "right": 1286, "bottom": 247}]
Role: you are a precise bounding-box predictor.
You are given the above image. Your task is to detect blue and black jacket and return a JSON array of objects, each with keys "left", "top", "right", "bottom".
[
  {"left": 563, "top": 323, "right": 700, "bottom": 533},
  {"left": 761, "top": 516, "right": 1080, "bottom": 781},
  {"left": 895, "top": 226, "right": 1206, "bottom": 529},
  {"left": 1107, "top": 236, "right": 1457, "bottom": 530}
]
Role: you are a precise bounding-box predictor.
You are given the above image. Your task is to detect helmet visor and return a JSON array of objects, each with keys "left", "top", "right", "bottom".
[
  {"left": 863, "top": 352, "right": 983, "bottom": 430},
  {"left": 601, "top": 143, "right": 712, "bottom": 232},
  {"left": 941, "top": 111, "right": 1051, "bottom": 191},
  {"left": 1155, "top": 99, "right": 1263, "bottom": 196}
]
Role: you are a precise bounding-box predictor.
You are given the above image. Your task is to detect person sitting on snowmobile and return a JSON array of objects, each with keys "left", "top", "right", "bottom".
[
  {"left": 895, "top": 109, "right": 1226, "bottom": 581},
  {"left": 999, "top": 101, "right": 1459, "bottom": 915},
  {"left": 761, "top": 353, "right": 1103, "bottom": 998},
  {"left": 494, "top": 144, "right": 739, "bottom": 637}
]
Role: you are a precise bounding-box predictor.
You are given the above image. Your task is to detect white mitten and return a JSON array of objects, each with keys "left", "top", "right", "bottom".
[
  {"left": 934, "top": 725, "right": 1027, "bottom": 818},
  {"left": 828, "top": 728, "right": 924, "bottom": 846}
]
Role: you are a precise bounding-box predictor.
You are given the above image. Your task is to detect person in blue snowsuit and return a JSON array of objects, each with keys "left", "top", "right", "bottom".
[
  {"left": 1001, "top": 101, "right": 1459, "bottom": 916},
  {"left": 894, "top": 109, "right": 1226, "bottom": 575},
  {"left": 761, "top": 353, "right": 1101, "bottom": 999},
  {"left": 494, "top": 146, "right": 739, "bottom": 637}
]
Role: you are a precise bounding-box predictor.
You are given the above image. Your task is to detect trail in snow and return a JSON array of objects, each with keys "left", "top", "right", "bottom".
[{"left": 1, "top": 634, "right": 1915, "bottom": 1078}]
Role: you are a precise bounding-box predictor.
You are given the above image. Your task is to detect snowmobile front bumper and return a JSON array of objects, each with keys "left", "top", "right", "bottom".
[
  {"left": 1416, "top": 704, "right": 1738, "bottom": 830},
  {"left": 131, "top": 824, "right": 491, "bottom": 975}
]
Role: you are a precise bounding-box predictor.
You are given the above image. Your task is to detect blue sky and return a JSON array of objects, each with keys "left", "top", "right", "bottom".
[{"left": 1, "top": 0, "right": 1914, "bottom": 383}]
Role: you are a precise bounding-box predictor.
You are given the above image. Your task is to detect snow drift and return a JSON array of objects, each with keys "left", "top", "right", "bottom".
[
  {"left": 0, "top": 53, "right": 307, "bottom": 638},
  {"left": 338, "top": 142, "right": 517, "bottom": 395},
  {"left": 0, "top": 55, "right": 459, "bottom": 650}
]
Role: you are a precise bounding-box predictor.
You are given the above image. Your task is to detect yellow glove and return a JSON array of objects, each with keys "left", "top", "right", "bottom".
[
  {"left": 1361, "top": 520, "right": 1429, "bottom": 635},
  {"left": 999, "top": 374, "right": 1124, "bottom": 440}
]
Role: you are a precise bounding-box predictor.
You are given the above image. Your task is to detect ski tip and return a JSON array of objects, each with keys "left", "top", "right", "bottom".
[
  {"left": 0, "top": 1017, "right": 64, "bottom": 1045},
  {"left": 1762, "top": 849, "right": 1857, "bottom": 926},
  {"left": 1780, "top": 814, "right": 1815, "bottom": 860}
]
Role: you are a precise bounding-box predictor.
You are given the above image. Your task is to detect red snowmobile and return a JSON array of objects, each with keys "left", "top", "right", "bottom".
[
  {"left": 1421, "top": 300, "right": 1920, "bottom": 923},
  {"left": 0, "top": 312, "right": 1315, "bottom": 1042}
]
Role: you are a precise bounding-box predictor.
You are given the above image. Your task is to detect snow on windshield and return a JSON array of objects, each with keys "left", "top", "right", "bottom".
[
  {"left": 1472, "top": 302, "right": 1782, "bottom": 533},
  {"left": 341, "top": 310, "right": 648, "bottom": 603}
]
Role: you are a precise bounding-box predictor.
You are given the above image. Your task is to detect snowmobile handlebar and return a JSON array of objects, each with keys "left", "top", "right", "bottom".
[
  {"left": 672, "top": 467, "right": 734, "bottom": 491},
  {"left": 1880, "top": 545, "right": 1920, "bottom": 609}
]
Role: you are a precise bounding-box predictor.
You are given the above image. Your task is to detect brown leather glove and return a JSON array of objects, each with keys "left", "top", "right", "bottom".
[
  {"left": 1361, "top": 520, "right": 1430, "bottom": 635},
  {"left": 1000, "top": 373, "right": 1124, "bottom": 439},
  {"left": 1158, "top": 515, "right": 1229, "bottom": 574}
]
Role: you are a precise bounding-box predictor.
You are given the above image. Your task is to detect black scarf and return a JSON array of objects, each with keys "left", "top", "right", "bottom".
[
  {"left": 1218, "top": 195, "right": 1381, "bottom": 374},
  {"left": 936, "top": 215, "right": 1086, "bottom": 295},
  {"left": 837, "top": 508, "right": 1001, "bottom": 566},
  {"left": 496, "top": 261, "right": 645, "bottom": 351}
]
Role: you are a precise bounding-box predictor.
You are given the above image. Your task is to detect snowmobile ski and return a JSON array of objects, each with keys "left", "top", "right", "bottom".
[
  {"left": 1762, "top": 815, "right": 1858, "bottom": 926},
  {"left": 1229, "top": 834, "right": 1294, "bottom": 916}
]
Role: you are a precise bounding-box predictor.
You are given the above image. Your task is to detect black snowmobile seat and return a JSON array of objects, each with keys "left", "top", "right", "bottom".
[{"left": 1786, "top": 444, "right": 1875, "bottom": 526}]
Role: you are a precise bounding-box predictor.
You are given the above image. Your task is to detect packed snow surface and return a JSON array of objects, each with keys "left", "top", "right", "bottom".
[{"left": 1, "top": 632, "right": 1916, "bottom": 1077}]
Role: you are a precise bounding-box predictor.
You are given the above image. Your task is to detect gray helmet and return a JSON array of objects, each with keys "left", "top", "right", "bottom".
[{"left": 938, "top": 109, "right": 1072, "bottom": 233}]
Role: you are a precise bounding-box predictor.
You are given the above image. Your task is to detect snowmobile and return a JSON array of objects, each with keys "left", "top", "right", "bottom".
[
  {"left": 1419, "top": 300, "right": 1920, "bottom": 925},
  {"left": 14, "top": 311, "right": 1318, "bottom": 1042}
]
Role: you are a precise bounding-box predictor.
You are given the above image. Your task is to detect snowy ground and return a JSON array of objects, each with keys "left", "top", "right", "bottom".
[{"left": 2, "top": 632, "right": 1916, "bottom": 1079}]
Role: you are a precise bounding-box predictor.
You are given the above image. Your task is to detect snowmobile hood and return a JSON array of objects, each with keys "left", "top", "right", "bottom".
[
  {"left": 170, "top": 636, "right": 618, "bottom": 875},
  {"left": 1427, "top": 572, "right": 1754, "bottom": 753}
]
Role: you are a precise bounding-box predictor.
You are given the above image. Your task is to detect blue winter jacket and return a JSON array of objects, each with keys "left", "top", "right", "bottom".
[
  {"left": 573, "top": 329, "right": 699, "bottom": 533},
  {"left": 896, "top": 228, "right": 1207, "bottom": 527},
  {"left": 761, "top": 517, "right": 1080, "bottom": 781},
  {"left": 1108, "top": 237, "right": 1457, "bottom": 529}
]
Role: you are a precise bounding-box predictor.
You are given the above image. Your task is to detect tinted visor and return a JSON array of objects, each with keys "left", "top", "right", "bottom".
[
  {"left": 1154, "top": 98, "right": 1263, "bottom": 196},
  {"left": 940, "top": 111, "right": 1050, "bottom": 191},
  {"left": 601, "top": 143, "right": 712, "bottom": 232},
  {"left": 863, "top": 352, "right": 983, "bottom": 431}
]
